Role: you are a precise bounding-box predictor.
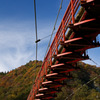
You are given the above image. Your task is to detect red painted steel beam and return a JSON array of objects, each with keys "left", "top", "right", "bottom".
[
  {"left": 71, "top": 0, "right": 75, "bottom": 23},
  {"left": 50, "top": 84, "right": 63, "bottom": 88},
  {"left": 81, "top": 0, "right": 95, "bottom": 5},
  {"left": 36, "top": 94, "right": 44, "bottom": 97},
  {"left": 60, "top": 69, "right": 76, "bottom": 73},
  {"left": 39, "top": 88, "right": 58, "bottom": 93},
  {"left": 54, "top": 77, "right": 72, "bottom": 82},
  {"left": 39, "top": 88, "right": 48, "bottom": 92},
  {"left": 60, "top": 37, "right": 83, "bottom": 45},
  {"left": 42, "top": 81, "right": 53, "bottom": 85},
  {"left": 73, "top": 18, "right": 96, "bottom": 26},
  {"left": 55, "top": 52, "right": 73, "bottom": 57},
  {"left": 50, "top": 63, "right": 73, "bottom": 70}
]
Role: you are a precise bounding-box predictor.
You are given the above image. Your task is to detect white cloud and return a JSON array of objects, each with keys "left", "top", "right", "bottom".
[
  {"left": 0, "top": 20, "right": 35, "bottom": 72},
  {"left": 0, "top": 19, "right": 54, "bottom": 72}
]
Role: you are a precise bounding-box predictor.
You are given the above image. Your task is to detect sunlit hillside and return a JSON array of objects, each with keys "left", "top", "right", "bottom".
[
  {"left": 0, "top": 61, "right": 42, "bottom": 100},
  {"left": 0, "top": 61, "right": 100, "bottom": 100}
]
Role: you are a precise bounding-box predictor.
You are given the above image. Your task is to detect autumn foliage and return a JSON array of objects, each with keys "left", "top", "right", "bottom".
[
  {"left": 0, "top": 61, "right": 100, "bottom": 100},
  {"left": 0, "top": 61, "right": 42, "bottom": 100}
]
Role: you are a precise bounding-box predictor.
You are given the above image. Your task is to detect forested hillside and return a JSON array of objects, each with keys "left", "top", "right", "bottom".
[
  {"left": 0, "top": 61, "right": 42, "bottom": 100},
  {"left": 55, "top": 62, "right": 100, "bottom": 100},
  {"left": 0, "top": 61, "right": 100, "bottom": 100}
]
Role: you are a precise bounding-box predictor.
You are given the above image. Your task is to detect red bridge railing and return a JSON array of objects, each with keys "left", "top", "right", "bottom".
[{"left": 27, "top": 0, "right": 84, "bottom": 99}]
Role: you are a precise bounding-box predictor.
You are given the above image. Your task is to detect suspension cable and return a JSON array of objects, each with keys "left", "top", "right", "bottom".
[
  {"left": 35, "top": 32, "right": 56, "bottom": 43},
  {"left": 64, "top": 48, "right": 100, "bottom": 99},
  {"left": 35, "top": 0, "right": 63, "bottom": 45},
  {"left": 33, "top": 0, "right": 64, "bottom": 87},
  {"left": 89, "top": 58, "right": 100, "bottom": 67},
  {"left": 65, "top": 55, "right": 100, "bottom": 100},
  {"left": 44, "top": 0, "right": 63, "bottom": 59},
  {"left": 35, "top": 0, "right": 63, "bottom": 69},
  {"left": 34, "top": 0, "right": 38, "bottom": 68},
  {"left": 65, "top": 74, "right": 100, "bottom": 100}
]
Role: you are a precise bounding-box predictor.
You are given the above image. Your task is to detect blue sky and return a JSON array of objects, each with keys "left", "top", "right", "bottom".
[{"left": 0, "top": 0, "right": 100, "bottom": 72}]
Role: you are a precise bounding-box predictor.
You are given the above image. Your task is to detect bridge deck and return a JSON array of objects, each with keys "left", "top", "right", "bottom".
[{"left": 27, "top": 0, "right": 100, "bottom": 100}]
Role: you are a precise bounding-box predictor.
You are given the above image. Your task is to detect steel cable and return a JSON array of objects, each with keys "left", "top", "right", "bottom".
[
  {"left": 34, "top": 0, "right": 38, "bottom": 68},
  {"left": 44, "top": 0, "right": 63, "bottom": 59},
  {"left": 65, "top": 74, "right": 100, "bottom": 100}
]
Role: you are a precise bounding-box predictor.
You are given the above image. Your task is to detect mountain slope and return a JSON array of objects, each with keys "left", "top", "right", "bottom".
[
  {"left": 0, "top": 61, "right": 100, "bottom": 100},
  {"left": 0, "top": 61, "right": 42, "bottom": 100},
  {"left": 55, "top": 62, "right": 100, "bottom": 100}
]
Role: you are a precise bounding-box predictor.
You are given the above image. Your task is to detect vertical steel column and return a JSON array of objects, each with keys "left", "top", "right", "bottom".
[
  {"left": 50, "top": 48, "right": 52, "bottom": 66},
  {"left": 71, "top": 0, "right": 75, "bottom": 24},
  {"left": 45, "top": 61, "right": 47, "bottom": 75},
  {"left": 30, "top": 86, "right": 35, "bottom": 100},
  {"left": 44, "top": 61, "right": 46, "bottom": 75},
  {"left": 32, "top": 92, "right": 34, "bottom": 100},
  {"left": 56, "top": 34, "right": 58, "bottom": 54},
  {"left": 62, "top": 20, "right": 65, "bottom": 41}
]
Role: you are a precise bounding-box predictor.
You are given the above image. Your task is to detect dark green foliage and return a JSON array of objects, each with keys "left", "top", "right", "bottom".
[{"left": 55, "top": 62, "right": 100, "bottom": 100}]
